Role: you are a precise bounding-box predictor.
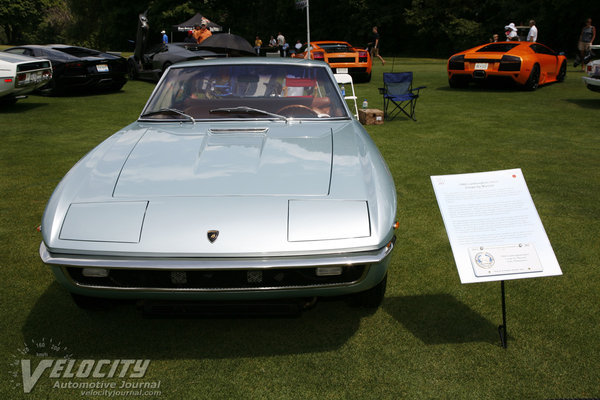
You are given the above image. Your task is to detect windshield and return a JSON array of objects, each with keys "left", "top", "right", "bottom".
[
  {"left": 141, "top": 63, "right": 349, "bottom": 120},
  {"left": 318, "top": 43, "right": 353, "bottom": 53},
  {"left": 476, "top": 43, "right": 520, "bottom": 53},
  {"left": 53, "top": 46, "right": 101, "bottom": 57}
]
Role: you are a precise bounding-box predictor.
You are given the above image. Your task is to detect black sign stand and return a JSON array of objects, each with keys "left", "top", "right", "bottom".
[{"left": 498, "top": 280, "right": 508, "bottom": 348}]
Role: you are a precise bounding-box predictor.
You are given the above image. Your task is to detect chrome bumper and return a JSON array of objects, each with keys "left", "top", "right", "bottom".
[{"left": 40, "top": 240, "right": 394, "bottom": 271}]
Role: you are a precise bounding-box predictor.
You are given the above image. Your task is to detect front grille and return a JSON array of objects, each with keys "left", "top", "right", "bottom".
[
  {"left": 65, "top": 265, "right": 367, "bottom": 291},
  {"left": 329, "top": 57, "right": 356, "bottom": 63}
]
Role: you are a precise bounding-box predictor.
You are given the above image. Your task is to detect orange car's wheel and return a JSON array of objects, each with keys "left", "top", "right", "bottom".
[
  {"left": 556, "top": 61, "right": 567, "bottom": 82},
  {"left": 525, "top": 64, "right": 540, "bottom": 91},
  {"left": 449, "top": 76, "right": 468, "bottom": 88}
]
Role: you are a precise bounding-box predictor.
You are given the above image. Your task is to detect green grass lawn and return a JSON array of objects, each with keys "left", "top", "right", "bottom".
[{"left": 1, "top": 59, "right": 599, "bottom": 399}]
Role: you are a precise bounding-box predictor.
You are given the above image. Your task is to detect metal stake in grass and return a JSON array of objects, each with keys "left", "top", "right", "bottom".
[{"left": 498, "top": 280, "right": 508, "bottom": 348}]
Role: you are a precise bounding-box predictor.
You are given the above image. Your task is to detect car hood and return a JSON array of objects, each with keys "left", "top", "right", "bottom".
[
  {"left": 42, "top": 120, "right": 396, "bottom": 257},
  {"left": 114, "top": 123, "right": 332, "bottom": 197}
]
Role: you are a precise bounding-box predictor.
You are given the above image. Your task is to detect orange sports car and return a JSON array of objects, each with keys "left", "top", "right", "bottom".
[
  {"left": 293, "top": 41, "right": 372, "bottom": 82},
  {"left": 447, "top": 42, "right": 567, "bottom": 90}
]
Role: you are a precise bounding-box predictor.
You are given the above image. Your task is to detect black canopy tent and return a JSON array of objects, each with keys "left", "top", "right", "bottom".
[{"left": 173, "top": 13, "right": 223, "bottom": 33}]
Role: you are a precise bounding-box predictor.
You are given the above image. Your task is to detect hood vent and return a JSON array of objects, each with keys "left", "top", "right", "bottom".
[{"left": 208, "top": 128, "right": 268, "bottom": 135}]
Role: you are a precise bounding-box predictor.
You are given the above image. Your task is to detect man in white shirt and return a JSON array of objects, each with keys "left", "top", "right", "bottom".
[
  {"left": 527, "top": 20, "right": 538, "bottom": 42},
  {"left": 277, "top": 32, "right": 285, "bottom": 57}
]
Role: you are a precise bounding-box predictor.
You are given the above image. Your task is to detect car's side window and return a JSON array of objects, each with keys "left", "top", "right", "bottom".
[
  {"left": 6, "top": 48, "right": 26, "bottom": 55},
  {"left": 530, "top": 44, "right": 555, "bottom": 56}
]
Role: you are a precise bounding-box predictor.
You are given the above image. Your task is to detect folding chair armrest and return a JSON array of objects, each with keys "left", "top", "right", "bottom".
[
  {"left": 378, "top": 87, "right": 386, "bottom": 94},
  {"left": 409, "top": 86, "right": 426, "bottom": 96}
]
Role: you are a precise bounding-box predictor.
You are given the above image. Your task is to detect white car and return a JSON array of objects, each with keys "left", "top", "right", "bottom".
[
  {"left": 583, "top": 45, "right": 600, "bottom": 93},
  {"left": 0, "top": 52, "right": 52, "bottom": 104}
]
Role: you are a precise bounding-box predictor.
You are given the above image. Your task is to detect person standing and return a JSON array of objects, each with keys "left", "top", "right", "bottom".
[
  {"left": 527, "top": 20, "right": 538, "bottom": 42},
  {"left": 369, "top": 26, "right": 385, "bottom": 65},
  {"left": 161, "top": 30, "right": 168, "bottom": 44},
  {"left": 277, "top": 32, "right": 285, "bottom": 57},
  {"left": 504, "top": 23, "right": 518, "bottom": 41},
  {"left": 194, "top": 24, "right": 212, "bottom": 44},
  {"left": 254, "top": 36, "right": 263, "bottom": 55},
  {"left": 282, "top": 41, "right": 290, "bottom": 57},
  {"left": 184, "top": 30, "right": 196, "bottom": 43},
  {"left": 577, "top": 18, "right": 596, "bottom": 70}
]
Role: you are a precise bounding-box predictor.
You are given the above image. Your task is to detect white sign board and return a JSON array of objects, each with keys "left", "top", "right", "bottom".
[{"left": 431, "top": 168, "right": 562, "bottom": 283}]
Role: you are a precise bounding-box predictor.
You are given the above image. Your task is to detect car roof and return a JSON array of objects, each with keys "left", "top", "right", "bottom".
[
  {"left": 0, "top": 52, "right": 42, "bottom": 63},
  {"left": 170, "top": 56, "right": 329, "bottom": 68},
  {"left": 311, "top": 41, "right": 353, "bottom": 45},
  {"left": 8, "top": 44, "right": 47, "bottom": 49}
]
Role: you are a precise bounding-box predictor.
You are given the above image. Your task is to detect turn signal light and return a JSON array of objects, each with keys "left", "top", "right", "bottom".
[
  {"left": 316, "top": 266, "right": 343, "bottom": 276},
  {"left": 312, "top": 52, "right": 324, "bottom": 60},
  {"left": 82, "top": 268, "right": 109, "bottom": 278}
]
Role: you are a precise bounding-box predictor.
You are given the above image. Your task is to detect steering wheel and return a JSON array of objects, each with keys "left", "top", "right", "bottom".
[{"left": 276, "top": 104, "right": 319, "bottom": 118}]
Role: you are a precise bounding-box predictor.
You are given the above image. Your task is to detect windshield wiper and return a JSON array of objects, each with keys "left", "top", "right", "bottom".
[
  {"left": 209, "top": 106, "right": 288, "bottom": 122},
  {"left": 139, "top": 108, "right": 195, "bottom": 123}
]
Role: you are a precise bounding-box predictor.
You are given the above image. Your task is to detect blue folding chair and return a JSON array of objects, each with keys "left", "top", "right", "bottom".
[{"left": 379, "top": 72, "right": 426, "bottom": 121}]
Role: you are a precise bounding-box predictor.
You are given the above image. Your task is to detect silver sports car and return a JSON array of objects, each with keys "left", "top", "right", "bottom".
[{"left": 40, "top": 58, "right": 397, "bottom": 310}]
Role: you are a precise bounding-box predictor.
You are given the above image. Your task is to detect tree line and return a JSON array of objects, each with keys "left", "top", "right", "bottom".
[{"left": 1, "top": 0, "right": 598, "bottom": 58}]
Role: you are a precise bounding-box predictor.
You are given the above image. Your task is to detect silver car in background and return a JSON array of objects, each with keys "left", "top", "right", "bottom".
[
  {"left": 0, "top": 52, "right": 52, "bottom": 104},
  {"left": 583, "top": 45, "right": 600, "bottom": 92},
  {"left": 40, "top": 58, "right": 397, "bottom": 310}
]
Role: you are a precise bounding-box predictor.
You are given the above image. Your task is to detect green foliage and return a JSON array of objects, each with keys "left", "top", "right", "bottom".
[
  {"left": 404, "top": 0, "right": 484, "bottom": 56},
  {"left": 0, "top": 0, "right": 46, "bottom": 43},
  {"left": 1, "top": 0, "right": 600, "bottom": 59}
]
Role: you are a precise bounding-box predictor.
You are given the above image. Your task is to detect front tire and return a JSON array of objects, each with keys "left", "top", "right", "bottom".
[
  {"left": 556, "top": 61, "right": 566, "bottom": 82},
  {"left": 348, "top": 274, "right": 387, "bottom": 308},
  {"left": 127, "top": 59, "right": 138, "bottom": 80},
  {"left": 524, "top": 64, "right": 540, "bottom": 91},
  {"left": 71, "top": 293, "right": 114, "bottom": 310}
]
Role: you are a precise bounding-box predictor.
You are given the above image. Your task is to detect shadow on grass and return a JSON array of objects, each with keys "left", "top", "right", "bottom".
[
  {"left": 563, "top": 98, "right": 600, "bottom": 109},
  {"left": 0, "top": 101, "right": 48, "bottom": 113},
  {"left": 383, "top": 294, "right": 498, "bottom": 344},
  {"left": 436, "top": 84, "right": 522, "bottom": 93},
  {"left": 21, "top": 283, "right": 367, "bottom": 359},
  {"left": 42, "top": 88, "right": 129, "bottom": 98}
]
